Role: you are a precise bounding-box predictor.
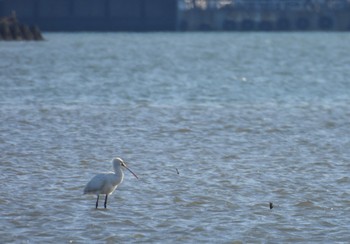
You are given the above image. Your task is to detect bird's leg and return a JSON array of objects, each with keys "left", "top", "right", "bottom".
[
  {"left": 104, "top": 194, "right": 108, "bottom": 208},
  {"left": 95, "top": 195, "right": 99, "bottom": 209}
]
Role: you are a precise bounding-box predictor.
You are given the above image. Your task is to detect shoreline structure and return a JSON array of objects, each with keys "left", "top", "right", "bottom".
[
  {"left": 0, "top": 12, "right": 43, "bottom": 41},
  {"left": 0, "top": 0, "right": 350, "bottom": 32}
]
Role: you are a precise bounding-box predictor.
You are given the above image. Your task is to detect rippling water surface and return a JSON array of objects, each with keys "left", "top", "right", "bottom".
[{"left": 1, "top": 32, "right": 350, "bottom": 243}]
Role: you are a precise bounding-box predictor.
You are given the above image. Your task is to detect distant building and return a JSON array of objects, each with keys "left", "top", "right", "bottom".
[
  {"left": 177, "top": 0, "right": 350, "bottom": 30},
  {"left": 1, "top": 0, "right": 350, "bottom": 31},
  {"left": 179, "top": 0, "right": 350, "bottom": 10}
]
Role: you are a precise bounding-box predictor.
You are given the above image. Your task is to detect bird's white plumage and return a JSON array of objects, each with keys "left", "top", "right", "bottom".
[
  {"left": 84, "top": 172, "right": 123, "bottom": 195},
  {"left": 83, "top": 157, "right": 137, "bottom": 208}
]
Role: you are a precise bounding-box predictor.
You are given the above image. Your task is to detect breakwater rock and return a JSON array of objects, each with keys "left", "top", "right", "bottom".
[{"left": 0, "top": 13, "right": 43, "bottom": 41}]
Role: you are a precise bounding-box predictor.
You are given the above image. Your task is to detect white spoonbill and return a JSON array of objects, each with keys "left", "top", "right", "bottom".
[{"left": 84, "top": 157, "right": 138, "bottom": 208}]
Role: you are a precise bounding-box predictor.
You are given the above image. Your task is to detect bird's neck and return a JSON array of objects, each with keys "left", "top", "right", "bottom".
[
  {"left": 111, "top": 167, "right": 124, "bottom": 185},
  {"left": 114, "top": 166, "right": 124, "bottom": 179}
]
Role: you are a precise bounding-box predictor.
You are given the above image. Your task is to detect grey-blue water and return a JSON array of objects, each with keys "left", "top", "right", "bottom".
[{"left": 1, "top": 33, "right": 350, "bottom": 243}]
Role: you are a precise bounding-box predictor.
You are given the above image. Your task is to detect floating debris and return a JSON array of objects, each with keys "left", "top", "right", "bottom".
[
  {"left": 176, "top": 168, "right": 179, "bottom": 175},
  {"left": 269, "top": 202, "right": 274, "bottom": 209}
]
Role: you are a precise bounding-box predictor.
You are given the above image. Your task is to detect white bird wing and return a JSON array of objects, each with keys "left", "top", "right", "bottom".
[{"left": 84, "top": 173, "right": 108, "bottom": 194}]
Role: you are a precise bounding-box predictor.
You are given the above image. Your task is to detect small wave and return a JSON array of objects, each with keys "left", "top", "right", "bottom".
[{"left": 295, "top": 200, "right": 314, "bottom": 207}]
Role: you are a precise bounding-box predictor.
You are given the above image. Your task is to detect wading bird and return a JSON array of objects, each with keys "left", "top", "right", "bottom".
[{"left": 84, "top": 157, "right": 138, "bottom": 208}]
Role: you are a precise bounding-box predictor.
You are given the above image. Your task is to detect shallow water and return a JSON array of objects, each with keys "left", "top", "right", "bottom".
[{"left": 1, "top": 32, "right": 350, "bottom": 243}]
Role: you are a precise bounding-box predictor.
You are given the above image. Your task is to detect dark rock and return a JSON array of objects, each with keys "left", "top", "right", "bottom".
[{"left": 0, "top": 12, "right": 44, "bottom": 41}]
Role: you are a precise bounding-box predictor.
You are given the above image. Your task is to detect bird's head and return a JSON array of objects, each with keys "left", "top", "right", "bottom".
[
  {"left": 112, "top": 157, "right": 124, "bottom": 166},
  {"left": 112, "top": 157, "right": 138, "bottom": 179}
]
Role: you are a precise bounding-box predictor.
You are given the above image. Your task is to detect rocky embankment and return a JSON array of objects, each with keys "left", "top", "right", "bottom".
[{"left": 0, "top": 13, "right": 43, "bottom": 41}]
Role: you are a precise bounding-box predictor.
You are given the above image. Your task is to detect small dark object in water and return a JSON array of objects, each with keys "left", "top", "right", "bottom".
[
  {"left": 269, "top": 202, "right": 273, "bottom": 209},
  {"left": 176, "top": 168, "right": 179, "bottom": 175}
]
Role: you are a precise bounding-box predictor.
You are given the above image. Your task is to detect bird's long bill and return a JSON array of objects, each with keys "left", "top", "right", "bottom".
[{"left": 125, "top": 165, "right": 139, "bottom": 179}]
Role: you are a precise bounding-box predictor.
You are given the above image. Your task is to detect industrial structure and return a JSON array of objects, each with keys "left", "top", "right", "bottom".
[
  {"left": 1, "top": 0, "right": 350, "bottom": 31},
  {"left": 179, "top": 0, "right": 350, "bottom": 31}
]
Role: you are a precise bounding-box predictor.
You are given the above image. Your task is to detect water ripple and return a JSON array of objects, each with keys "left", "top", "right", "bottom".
[{"left": 1, "top": 33, "right": 350, "bottom": 242}]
